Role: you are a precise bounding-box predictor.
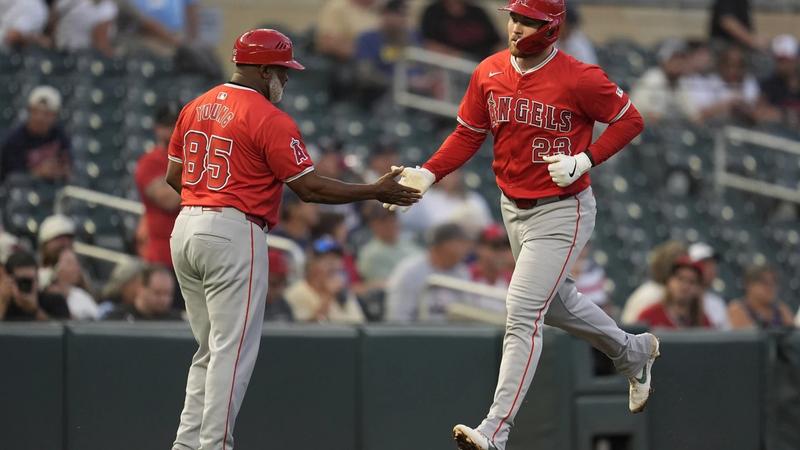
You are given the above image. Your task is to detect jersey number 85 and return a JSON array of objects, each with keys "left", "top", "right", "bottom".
[{"left": 183, "top": 130, "right": 233, "bottom": 190}]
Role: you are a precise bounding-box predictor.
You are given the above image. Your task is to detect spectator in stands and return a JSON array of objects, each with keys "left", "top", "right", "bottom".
[
  {"left": 690, "top": 45, "right": 761, "bottom": 123},
  {"left": 572, "top": 242, "right": 618, "bottom": 320},
  {"left": 362, "top": 142, "right": 400, "bottom": 183},
  {"left": 470, "top": 223, "right": 512, "bottom": 289},
  {"left": 386, "top": 223, "right": 472, "bottom": 322},
  {"left": 708, "top": 0, "right": 764, "bottom": 51},
  {"left": 104, "top": 264, "right": 181, "bottom": 321},
  {"left": 52, "top": 0, "right": 118, "bottom": 56},
  {"left": 37, "top": 214, "right": 76, "bottom": 289},
  {"left": 134, "top": 103, "right": 181, "bottom": 269},
  {"left": 357, "top": 202, "right": 420, "bottom": 286},
  {"left": 354, "top": 0, "right": 422, "bottom": 103},
  {"left": 622, "top": 240, "right": 687, "bottom": 324},
  {"left": 0, "top": 224, "right": 21, "bottom": 266},
  {"left": 420, "top": 0, "right": 501, "bottom": 61},
  {"left": 271, "top": 190, "right": 320, "bottom": 252},
  {"left": 1, "top": 250, "right": 70, "bottom": 321},
  {"left": 117, "top": 0, "right": 198, "bottom": 49},
  {"left": 465, "top": 223, "right": 511, "bottom": 314},
  {"left": 557, "top": 2, "right": 597, "bottom": 65},
  {"left": 264, "top": 249, "right": 293, "bottom": 322},
  {"left": 688, "top": 242, "right": 729, "bottom": 330},
  {"left": 728, "top": 264, "right": 794, "bottom": 329},
  {"left": 0, "top": 0, "right": 49, "bottom": 49},
  {"left": 285, "top": 237, "right": 365, "bottom": 324},
  {"left": 631, "top": 38, "right": 698, "bottom": 123},
  {"left": 312, "top": 212, "right": 360, "bottom": 284},
  {"left": 97, "top": 258, "right": 144, "bottom": 317},
  {"left": 45, "top": 248, "right": 98, "bottom": 320},
  {"left": 636, "top": 257, "right": 711, "bottom": 329},
  {"left": 315, "top": 0, "right": 379, "bottom": 61},
  {"left": 760, "top": 35, "right": 800, "bottom": 126},
  {"left": 400, "top": 168, "right": 492, "bottom": 235},
  {"left": 0, "top": 86, "right": 72, "bottom": 184}
]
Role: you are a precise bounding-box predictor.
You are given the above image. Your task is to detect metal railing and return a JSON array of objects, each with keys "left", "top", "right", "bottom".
[
  {"left": 422, "top": 273, "right": 507, "bottom": 325},
  {"left": 54, "top": 185, "right": 307, "bottom": 275},
  {"left": 393, "top": 47, "right": 477, "bottom": 118},
  {"left": 714, "top": 126, "right": 800, "bottom": 204}
]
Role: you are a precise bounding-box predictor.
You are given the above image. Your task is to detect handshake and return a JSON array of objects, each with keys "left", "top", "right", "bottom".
[{"left": 381, "top": 166, "right": 436, "bottom": 212}]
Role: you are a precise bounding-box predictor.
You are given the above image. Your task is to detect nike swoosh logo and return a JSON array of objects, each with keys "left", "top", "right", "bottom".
[
  {"left": 489, "top": 71, "right": 503, "bottom": 77},
  {"left": 568, "top": 160, "right": 577, "bottom": 177},
  {"left": 635, "top": 367, "right": 648, "bottom": 384}
]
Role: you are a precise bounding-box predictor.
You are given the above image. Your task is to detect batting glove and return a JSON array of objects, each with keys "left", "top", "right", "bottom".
[
  {"left": 383, "top": 166, "right": 435, "bottom": 212},
  {"left": 543, "top": 152, "right": 592, "bottom": 188}
]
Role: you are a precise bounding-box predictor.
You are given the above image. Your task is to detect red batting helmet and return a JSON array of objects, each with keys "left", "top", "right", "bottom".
[
  {"left": 500, "top": 0, "right": 566, "bottom": 55},
  {"left": 232, "top": 29, "right": 305, "bottom": 70}
]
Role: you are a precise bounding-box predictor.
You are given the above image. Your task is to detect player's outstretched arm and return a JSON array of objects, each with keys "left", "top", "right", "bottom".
[{"left": 287, "top": 167, "right": 421, "bottom": 205}]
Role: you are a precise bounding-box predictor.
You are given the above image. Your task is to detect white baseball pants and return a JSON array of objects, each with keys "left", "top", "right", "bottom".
[
  {"left": 476, "top": 187, "right": 653, "bottom": 450},
  {"left": 171, "top": 206, "right": 268, "bottom": 450}
]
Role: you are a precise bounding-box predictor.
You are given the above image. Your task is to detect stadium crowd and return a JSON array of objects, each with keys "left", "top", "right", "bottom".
[{"left": 0, "top": 0, "right": 798, "bottom": 330}]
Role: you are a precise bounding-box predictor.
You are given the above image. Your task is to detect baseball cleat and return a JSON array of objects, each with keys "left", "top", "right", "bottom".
[
  {"left": 628, "top": 333, "right": 660, "bottom": 413},
  {"left": 453, "top": 424, "right": 497, "bottom": 450}
]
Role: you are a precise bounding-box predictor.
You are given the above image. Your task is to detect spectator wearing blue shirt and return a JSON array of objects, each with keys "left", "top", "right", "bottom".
[
  {"left": 354, "top": 0, "right": 422, "bottom": 103},
  {"left": 119, "top": 0, "right": 198, "bottom": 49}
]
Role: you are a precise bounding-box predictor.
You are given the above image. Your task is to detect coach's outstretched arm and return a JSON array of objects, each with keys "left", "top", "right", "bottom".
[{"left": 288, "top": 166, "right": 421, "bottom": 205}]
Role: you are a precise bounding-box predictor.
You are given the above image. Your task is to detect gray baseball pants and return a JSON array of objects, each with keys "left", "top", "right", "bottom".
[
  {"left": 476, "top": 187, "right": 652, "bottom": 450},
  {"left": 170, "top": 206, "right": 268, "bottom": 450}
]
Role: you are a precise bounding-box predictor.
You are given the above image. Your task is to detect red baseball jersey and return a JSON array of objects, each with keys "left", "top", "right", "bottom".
[
  {"left": 168, "top": 83, "right": 314, "bottom": 229},
  {"left": 454, "top": 48, "right": 631, "bottom": 199}
]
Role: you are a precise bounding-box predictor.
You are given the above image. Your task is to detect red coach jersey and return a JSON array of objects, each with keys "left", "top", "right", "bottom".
[
  {"left": 168, "top": 83, "right": 314, "bottom": 229},
  {"left": 456, "top": 48, "right": 631, "bottom": 199}
]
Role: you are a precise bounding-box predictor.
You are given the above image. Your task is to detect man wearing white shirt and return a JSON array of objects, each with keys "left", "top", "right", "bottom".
[
  {"left": 0, "top": 0, "right": 48, "bottom": 49},
  {"left": 54, "top": 0, "right": 118, "bottom": 56}
]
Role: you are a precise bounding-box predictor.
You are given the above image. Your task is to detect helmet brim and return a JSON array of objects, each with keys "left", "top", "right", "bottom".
[
  {"left": 499, "top": 5, "right": 554, "bottom": 23},
  {"left": 275, "top": 60, "right": 305, "bottom": 70}
]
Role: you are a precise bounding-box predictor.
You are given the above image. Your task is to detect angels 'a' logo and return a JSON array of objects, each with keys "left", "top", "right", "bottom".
[
  {"left": 487, "top": 91, "right": 498, "bottom": 129},
  {"left": 290, "top": 138, "right": 309, "bottom": 165}
]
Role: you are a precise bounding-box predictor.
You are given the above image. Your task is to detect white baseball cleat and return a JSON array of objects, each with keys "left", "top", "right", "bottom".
[
  {"left": 628, "top": 333, "right": 660, "bottom": 413},
  {"left": 453, "top": 424, "right": 497, "bottom": 450}
]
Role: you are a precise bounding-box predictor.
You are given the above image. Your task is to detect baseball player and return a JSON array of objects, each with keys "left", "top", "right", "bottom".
[
  {"left": 165, "top": 29, "right": 420, "bottom": 450},
  {"left": 385, "top": 2, "right": 660, "bottom": 449}
]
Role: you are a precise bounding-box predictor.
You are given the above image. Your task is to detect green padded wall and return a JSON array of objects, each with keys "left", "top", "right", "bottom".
[
  {"left": 0, "top": 323, "right": 64, "bottom": 450},
  {"left": 65, "top": 323, "right": 196, "bottom": 450},
  {"left": 648, "top": 331, "right": 764, "bottom": 450},
  {"left": 359, "top": 325, "right": 502, "bottom": 450},
  {"left": 236, "top": 324, "right": 359, "bottom": 450},
  {"left": 65, "top": 323, "right": 359, "bottom": 450}
]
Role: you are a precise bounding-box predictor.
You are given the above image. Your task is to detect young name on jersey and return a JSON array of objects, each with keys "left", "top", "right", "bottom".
[{"left": 195, "top": 102, "right": 236, "bottom": 128}]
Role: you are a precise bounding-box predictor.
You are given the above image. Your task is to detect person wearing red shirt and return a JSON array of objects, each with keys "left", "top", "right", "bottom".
[
  {"left": 134, "top": 103, "right": 181, "bottom": 268},
  {"left": 637, "top": 257, "right": 712, "bottom": 329},
  {"left": 165, "top": 29, "right": 419, "bottom": 450},
  {"left": 382, "top": 3, "right": 659, "bottom": 449}
]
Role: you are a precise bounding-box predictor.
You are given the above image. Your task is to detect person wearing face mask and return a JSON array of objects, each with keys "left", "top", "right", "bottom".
[{"left": 165, "top": 28, "right": 419, "bottom": 450}]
